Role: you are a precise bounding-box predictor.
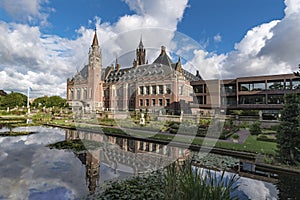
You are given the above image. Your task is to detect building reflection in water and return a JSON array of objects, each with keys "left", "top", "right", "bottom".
[{"left": 65, "top": 129, "right": 188, "bottom": 194}]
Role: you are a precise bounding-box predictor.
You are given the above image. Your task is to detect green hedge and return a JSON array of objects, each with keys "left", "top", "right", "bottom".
[{"left": 257, "top": 134, "right": 276, "bottom": 142}]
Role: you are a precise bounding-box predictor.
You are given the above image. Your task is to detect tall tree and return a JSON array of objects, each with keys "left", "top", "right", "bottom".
[
  {"left": 276, "top": 93, "right": 300, "bottom": 165},
  {"left": 31, "top": 96, "right": 49, "bottom": 108},
  {"left": 31, "top": 95, "right": 67, "bottom": 108},
  {"left": 294, "top": 64, "right": 300, "bottom": 76},
  {"left": 0, "top": 92, "right": 27, "bottom": 109},
  {"left": 46, "top": 96, "right": 68, "bottom": 108}
]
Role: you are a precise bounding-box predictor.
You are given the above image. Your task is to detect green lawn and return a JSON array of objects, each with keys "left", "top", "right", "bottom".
[
  {"left": 216, "top": 135, "right": 277, "bottom": 155},
  {"left": 48, "top": 120, "right": 278, "bottom": 156}
]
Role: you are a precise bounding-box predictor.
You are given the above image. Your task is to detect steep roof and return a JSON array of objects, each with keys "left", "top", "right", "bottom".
[
  {"left": 104, "top": 45, "right": 202, "bottom": 83},
  {"left": 0, "top": 90, "right": 7, "bottom": 96},
  {"left": 153, "top": 46, "right": 173, "bottom": 67}
]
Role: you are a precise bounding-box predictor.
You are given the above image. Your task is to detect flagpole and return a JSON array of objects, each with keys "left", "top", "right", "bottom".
[{"left": 27, "top": 87, "right": 30, "bottom": 114}]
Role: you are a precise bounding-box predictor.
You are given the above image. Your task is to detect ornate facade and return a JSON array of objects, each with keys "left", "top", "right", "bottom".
[{"left": 67, "top": 30, "right": 201, "bottom": 114}]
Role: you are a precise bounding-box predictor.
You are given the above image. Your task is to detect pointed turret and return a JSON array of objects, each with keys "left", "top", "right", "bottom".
[
  {"left": 135, "top": 35, "right": 146, "bottom": 66},
  {"left": 138, "top": 35, "right": 144, "bottom": 49},
  {"left": 115, "top": 56, "right": 120, "bottom": 71},
  {"left": 92, "top": 28, "right": 99, "bottom": 47},
  {"left": 175, "top": 57, "right": 182, "bottom": 73}
]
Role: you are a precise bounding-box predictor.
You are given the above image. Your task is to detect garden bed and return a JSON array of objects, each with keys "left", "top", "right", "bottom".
[{"left": 0, "top": 131, "right": 36, "bottom": 136}]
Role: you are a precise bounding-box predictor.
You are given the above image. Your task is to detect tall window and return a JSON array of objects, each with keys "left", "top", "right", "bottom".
[
  {"left": 77, "top": 88, "right": 81, "bottom": 100},
  {"left": 70, "top": 90, "right": 74, "bottom": 100},
  {"left": 146, "top": 86, "right": 150, "bottom": 95},
  {"left": 159, "top": 85, "right": 163, "bottom": 94},
  {"left": 152, "top": 85, "right": 157, "bottom": 95},
  {"left": 166, "top": 99, "right": 170, "bottom": 106},
  {"left": 159, "top": 99, "right": 163, "bottom": 106},
  {"left": 89, "top": 88, "right": 92, "bottom": 98},
  {"left": 166, "top": 84, "right": 171, "bottom": 94},
  {"left": 146, "top": 99, "right": 150, "bottom": 106},
  {"left": 139, "top": 99, "right": 143, "bottom": 107},
  {"left": 83, "top": 88, "right": 87, "bottom": 99},
  {"left": 179, "top": 85, "right": 183, "bottom": 95},
  {"left": 139, "top": 86, "right": 144, "bottom": 95},
  {"left": 152, "top": 99, "right": 156, "bottom": 106}
]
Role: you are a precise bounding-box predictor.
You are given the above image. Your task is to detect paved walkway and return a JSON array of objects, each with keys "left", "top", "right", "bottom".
[{"left": 226, "top": 129, "right": 250, "bottom": 144}]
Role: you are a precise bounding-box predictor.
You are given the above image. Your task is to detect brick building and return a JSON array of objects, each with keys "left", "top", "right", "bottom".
[{"left": 67, "top": 30, "right": 201, "bottom": 114}]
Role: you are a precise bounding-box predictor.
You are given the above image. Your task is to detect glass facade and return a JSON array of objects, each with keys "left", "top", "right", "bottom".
[
  {"left": 239, "top": 95, "right": 266, "bottom": 104},
  {"left": 292, "top": 78, "right": 300, "bottom": 89},
  {"left": 221, "top": 85, "right": 236, "bottom": 94},
  {"left": 239, "top": 82, "right": 265, "bottom": 91},
  {"left": 267, "top": 94, "right": 284, "bottom": 104},
  {"left": 267, "top": 80, "right": 284, "bottom": 90}
]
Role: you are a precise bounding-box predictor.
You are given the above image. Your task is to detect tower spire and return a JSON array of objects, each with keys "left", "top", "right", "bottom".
[
  {"left": 138, "top": 34, "right": 144, "bottom": 49},
  {"left": 92, "top": 27, "right": 98, "bottom": 47}
]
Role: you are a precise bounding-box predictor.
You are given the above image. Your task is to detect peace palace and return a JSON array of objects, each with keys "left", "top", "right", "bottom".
[{"left": 67, "top": 30, "right": 300, "bottom": 118}]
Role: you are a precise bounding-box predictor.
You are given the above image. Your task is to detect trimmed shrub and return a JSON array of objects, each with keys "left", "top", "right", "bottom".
[
  {"left": 257, "top": 134, "right": 276, "bottom": 142},
  {"left": 249, "top": 121, "right": 262, "bottom": 135},
  {"left": 232, "top": 133, "right": 239, "bottom": 140}
]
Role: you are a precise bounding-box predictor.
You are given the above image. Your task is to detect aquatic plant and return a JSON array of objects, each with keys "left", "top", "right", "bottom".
[{"left": 91, "top": 159, "right": 239, "bottom": 200}]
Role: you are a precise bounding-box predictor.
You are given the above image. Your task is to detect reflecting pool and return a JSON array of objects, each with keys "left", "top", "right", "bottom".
[{"left": 0, "top": 126, "right": 299, "bottom": 199}]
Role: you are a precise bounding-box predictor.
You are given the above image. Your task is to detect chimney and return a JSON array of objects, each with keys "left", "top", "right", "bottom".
[
  {"left": 160, "top": 46, "right": 166, "bottom": 55},
  {"left": 196, "top": 70, "right": 201, "bottom": 78}
]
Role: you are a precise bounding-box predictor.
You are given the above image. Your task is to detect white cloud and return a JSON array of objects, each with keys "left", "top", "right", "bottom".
[
  {"left": 203, "top": 0, "right": 300, "bottom": 79},
  {"left": 284, "top": 0, "right": 300, "bottom": 16},
  {"left": 234, "top": 21, "right": 279, "bottom": 56},
  {"left": 185, "top": 49, "right": 226, "bottom": 79},
  {"left": 2, "top": 0, "right": 300, "bottom": 98},
  {"left": 0, "top": 0, "right": 53, "bottom": 25},
  {"left": 0, "top": 0, "right": 190, "bottom": 97},
  {"left": 214, "top": 33, "right": 222, "bottom": 43}
]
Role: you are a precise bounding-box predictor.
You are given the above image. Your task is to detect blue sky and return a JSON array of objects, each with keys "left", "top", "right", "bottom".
[{"left": 0, "top": 0, "right": 299, "bottom": 97}]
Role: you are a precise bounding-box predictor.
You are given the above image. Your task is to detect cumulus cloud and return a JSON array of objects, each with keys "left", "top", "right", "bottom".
[
  {"left": 201, "top": 0, "right": 300, "bottom": 79},
  {"left": 0, "top": 22, "right": 90, "bottom": 96},
  {"left": 1, "top": 0, "right": 300, "bottom": 98},
  {"left": 284, "top": 0, "right": 300, "bottom": 16},
  {"left": 0, "top": 0, "right": 53, "bottom": 25},
  {"left": 0, "top": 0, "right": 190, "bottom": 97}
]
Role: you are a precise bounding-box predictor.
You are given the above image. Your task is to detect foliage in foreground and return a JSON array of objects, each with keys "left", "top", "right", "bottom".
[
  {"left": 276, "top": 93, "right": 300, "bottom": 165},
  {"left": 91, "top": 160, "right": 239, "bottom": 200}
]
